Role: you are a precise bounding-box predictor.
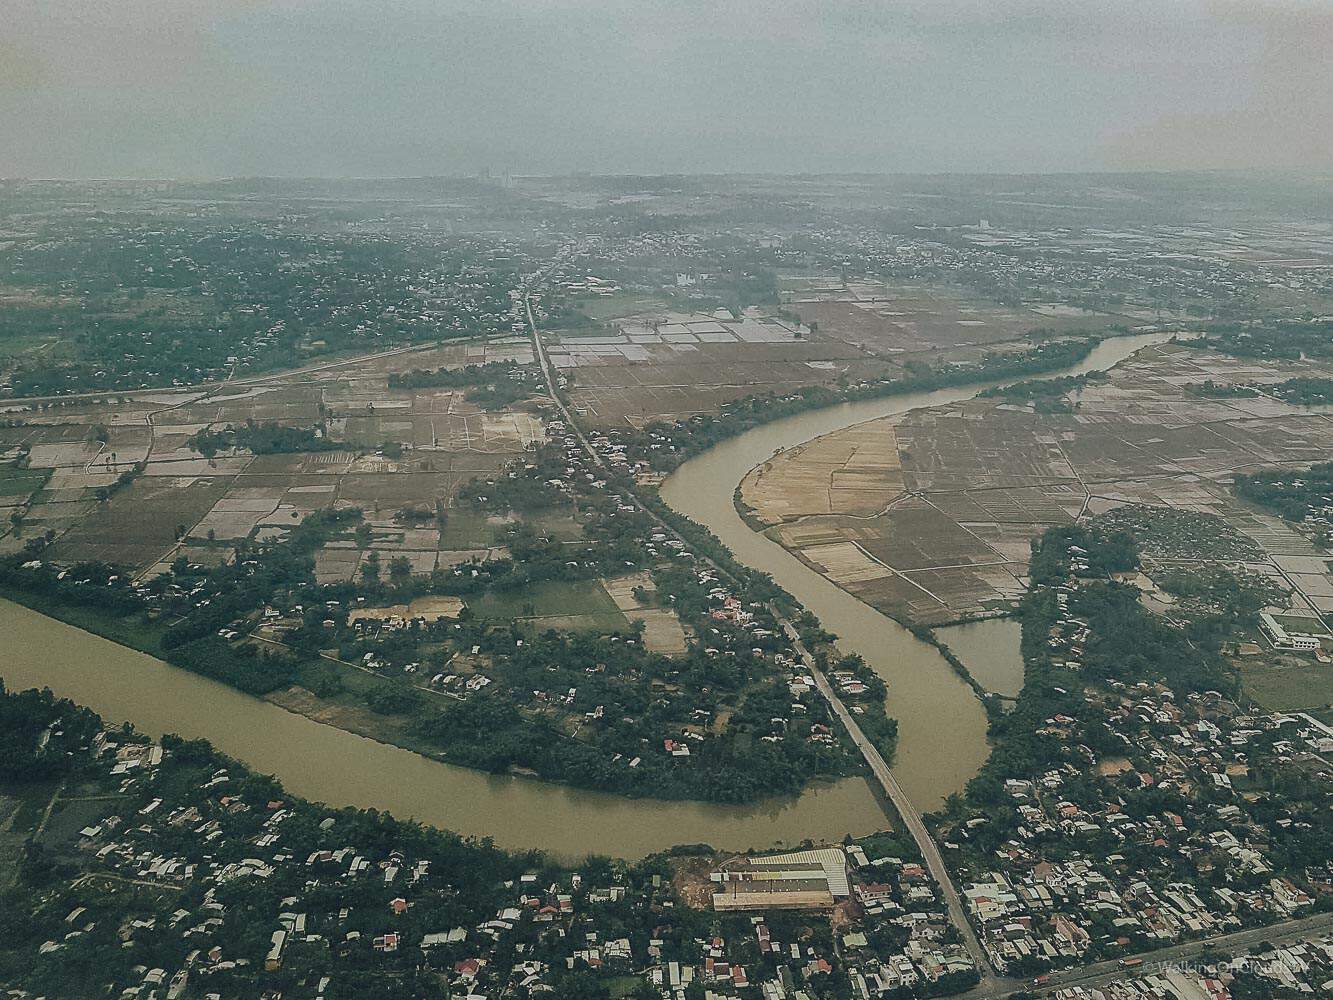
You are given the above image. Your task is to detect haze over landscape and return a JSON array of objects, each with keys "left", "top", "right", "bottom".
[
  {"left": 3, "top": 0, "right": 1333, "bottom": 177},
  {"left": 3, "top": 4, "right": 1333, "bottom": 1000}
]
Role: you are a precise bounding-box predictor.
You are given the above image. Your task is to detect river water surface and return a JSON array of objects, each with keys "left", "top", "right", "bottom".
[
  {"left": 0, "top": 598, "right": 887, "bottom": 858},
  {"left": 0, "top": 333, "right": 1176, "bottom": 855},
  {"left": 660, "top": 333, "right": 1178, "bottom": 810}
]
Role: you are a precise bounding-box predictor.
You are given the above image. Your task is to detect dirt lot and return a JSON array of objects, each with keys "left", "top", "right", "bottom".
[{"left": 671, "top": 854, "right": 721, "bottom": 910}]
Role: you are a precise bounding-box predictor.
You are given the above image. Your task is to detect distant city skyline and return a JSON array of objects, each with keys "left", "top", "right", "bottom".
[{"left": 2, "top": 0, "right": 1330, "bottom": 178}]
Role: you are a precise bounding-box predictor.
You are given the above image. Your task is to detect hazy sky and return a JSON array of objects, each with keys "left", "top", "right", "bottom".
[{"left": 2, "top": 0, "right": 1330, "bottom": 178}]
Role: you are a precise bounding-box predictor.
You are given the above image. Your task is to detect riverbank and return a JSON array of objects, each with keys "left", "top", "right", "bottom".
[
  {"left": 661, "top": 332, "right": 1182, "bottom": 812},
  {"left": 733, "top": 483, "right": 1007, "bottom": 708},
  {"left": 0, "top": 597, "right": 893, "bottom": 858},
  {"left": 1, "top": 331, "right": 1181, "bottom": 849},
  {"left": 0, "top": 583, "right": 168, "bottom": 657}
]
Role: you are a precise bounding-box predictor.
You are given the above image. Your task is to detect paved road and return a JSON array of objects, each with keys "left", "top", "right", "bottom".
[
  {"left": 778, "top": 616, "right": 999, "bottom": 986},
  {"left": 1014, "top": 911, "right": 1333, "bottom": 998},
  {"left": 525, "top": 284, "right": 999, "bottom": 984}
]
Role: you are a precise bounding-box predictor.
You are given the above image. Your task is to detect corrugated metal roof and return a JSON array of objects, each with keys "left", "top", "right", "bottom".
[{"left": 750, "top": 847, "right": 850, "bottom": 897}]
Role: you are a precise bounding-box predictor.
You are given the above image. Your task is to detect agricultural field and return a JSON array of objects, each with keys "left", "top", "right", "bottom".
[
  {"left": 550, "top": 285, "right": 1113, "bottom": 429},
  {"left": 786, "top": 281, "right": 1133, "bottom": 356},
  {"left": 0, "top": 465, "right": 49, "bottom": 498},
  {"left": 551, "top": 308, "right": 887, "bottom": 428},
  {"left": 0, "top": 336, "right": 545, "bottom": 573},
  {"left": 743, "top": 342, "right": 1333, "bottom": 625},
  {"left": 601, "top": 571, "right": 690, "bottom": 655},
  {"left": 740, "top": 421, "right": 905, "bottom": 524}
]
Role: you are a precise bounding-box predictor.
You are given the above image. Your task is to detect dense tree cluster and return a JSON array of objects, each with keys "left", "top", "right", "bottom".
[
  {"left": 188, "top": 419, "right": 338, "bottom": 457},
  {"left": 1027, "top": 525, "right": 1138, "bottom": 587},
  {"left": 0, "top": 682, "right": 101, "bottom": 783},
  {"left": 1269, "top": 377, "right": 1333, "bottom": 407},
  {"left": 1, "top": 218, "right": 520, "bottom": 397},
  {"left": 980, "top": 371, "right": 1105, "bottom": 400},
  {"left": 1235, "top": 462, "right": 1333, "bottom": 522},
  {"left": 1199, "top": 319, "right": 1333, "bottom": 362}
]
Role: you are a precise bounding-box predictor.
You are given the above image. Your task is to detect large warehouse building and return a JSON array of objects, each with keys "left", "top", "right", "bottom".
[{"left": 711, "top": 847, "right": 850, "bottom": 912}]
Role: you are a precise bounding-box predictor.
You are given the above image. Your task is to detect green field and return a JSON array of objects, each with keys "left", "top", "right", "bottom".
[
  {"left": 439, "top": 510, "right": 503, "bottom": 549},
  {"left": 469, "top": 580, "right": 626, "bottom": 629},
  {"left": 0, "top": 333, "right": 63, "bottom": 360},
  {"left": 607, "top": 975, "right": 644, "bottom": 998},
  {"left": 1269, "top": 613, "right": 1331, "bottom": 636},
  {"left": 526, "top": 511, "right": 586, "bottom": 542},
  {"left": 1240, "top": 662, "right": 1333, "bottom": 713},
  {"left": 576, "top": 293, "right": 670, "bottom": 322},
  {"left": 0, "top": 466, "right": 51, "bottom": 497}
]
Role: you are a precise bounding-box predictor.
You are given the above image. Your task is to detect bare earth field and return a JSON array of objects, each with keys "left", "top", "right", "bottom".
[
  {"left": 558, "top": 336, "right": 889, "bottom": 428},
  {"left": 741, "top": 342, "right": 1333, "bottom": 626},
  {"left": 601, "top": 571, "right": 690, "bottom": 655}
]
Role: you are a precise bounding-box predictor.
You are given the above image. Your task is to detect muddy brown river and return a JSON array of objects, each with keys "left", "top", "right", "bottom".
[
  {"left": 0, "top": 598, "right": 887, "bottom": 858},
  {"left": 0, "top": 333, "right": 1176, "bottom": 857},
  {"left": 660, "top": 332, "right": 1179, "bottom": 810}
]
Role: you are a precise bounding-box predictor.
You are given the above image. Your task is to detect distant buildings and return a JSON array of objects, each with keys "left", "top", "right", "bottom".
[{"left": 1258, "top": 611, "right": 1324, "bottom": 653}]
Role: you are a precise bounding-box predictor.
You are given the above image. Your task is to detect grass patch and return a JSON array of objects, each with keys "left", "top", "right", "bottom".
[
  {"left": 293, "top": 657, "right": 380, "bottom": 698},
  {"left": 577, "top": 293, "right": 669, "bottom": 322},
  {"left": 0, "top": 586, "right": 167, "bottom": 656},
  {"left": 0, "top": 333, "right": 61, "bottom": 359},
  {"left": 607, "top": 975, "right": 645, "bottom": 998},
  {"left": 1269, "top": 614, "right": 1331, "bottom": 636},
  {"left": 0, "top": 466, "right": 51, "bottom": 497},
  {"left": 470, "top": 580, "right": 624, "bottom": 624},
  {"left": 527, "top": 511, "right": 586, "bottom": 542},
  {"left": 1240, "top": 661, "right": 1333, "bottom": 713},
  {"left": 38, "top": 797, "right": 122, "bottom": 849},
  {"left": 0, "top": 780, "right": 60, "bottom": 835},
  {"left": 439, "top": 510, "right": 502, "bottom": 549}
]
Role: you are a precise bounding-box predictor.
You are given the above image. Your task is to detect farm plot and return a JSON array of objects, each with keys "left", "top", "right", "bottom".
[
  {"left": 46, "top": 476, "right": 233, "bottom": 570},
  {"left": 740, "top": 419, "right": 904, "bottom": 525},
  {"left": 896, "top": 405, "right": 1079, "bottom": 492},
  {"left": 0, "top": 466, "right": 50, "bottom": 500},
  {"left": 602, "top": 572, "right": 689, "bottom": 655},
  {"left": 749, "top": 343, "right": 1333, "bottom": 625},
  {"left": 789, "top": 284, "right": 1130, "bottom": 357},
  {"left": 2, "top": 329, "right": 555, "bottom": 572},
  {"left": 557, "top": 335, "right": 888, "bottom": 428},
  {"left": 360, "top": 338, "right": 534, "bottom": 376}
]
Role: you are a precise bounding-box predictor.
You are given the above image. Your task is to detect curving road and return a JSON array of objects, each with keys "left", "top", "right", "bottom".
[{"left": 524, "top": 283, "right": 997, "bottom": 981}]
